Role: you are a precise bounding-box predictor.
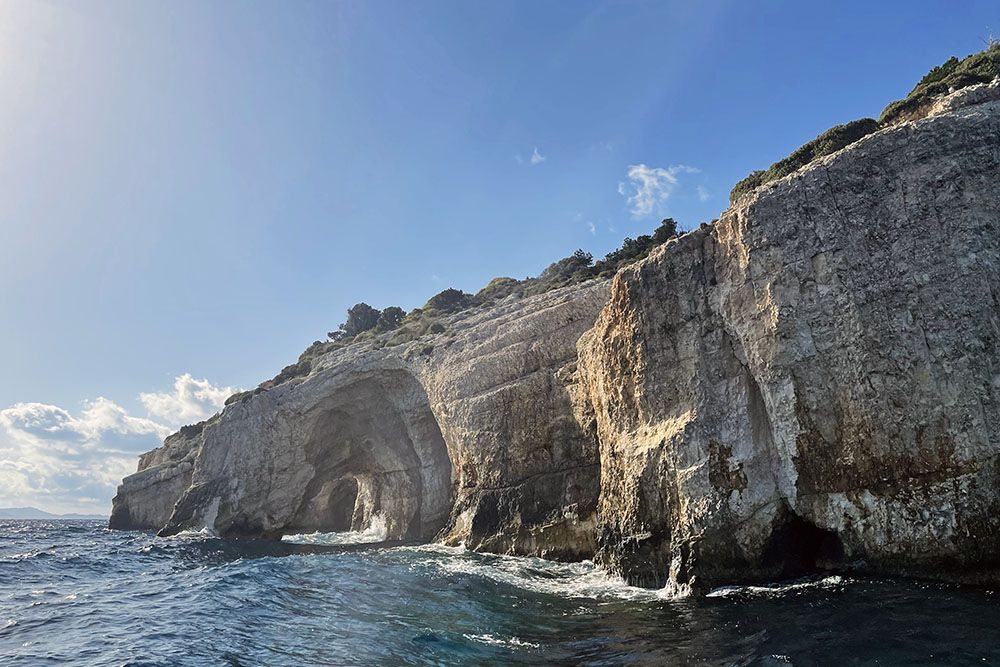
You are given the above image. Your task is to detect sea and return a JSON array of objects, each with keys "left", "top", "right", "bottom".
[{"left": 1, "top": 519, "right": 998, "bottom": 666}]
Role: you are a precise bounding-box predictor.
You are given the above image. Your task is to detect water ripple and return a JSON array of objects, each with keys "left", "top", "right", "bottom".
[{"left": 0, "top": 520, "right": 998, "bottom": 665}]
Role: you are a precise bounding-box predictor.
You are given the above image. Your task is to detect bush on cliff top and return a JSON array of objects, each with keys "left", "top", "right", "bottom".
[
  {"left": 729, "top": 42, "right": 1000, "bottom": 204},
  {"left": 423, "top": 288, "right": 478, "bottom": 314},
  {"left": 879, "top": 41, "right": 1000, "bottom": 126},
  {"left": 729, "top": 118, "right": 879, "bottom": 203},
  {"left": 475, "top": 276, "right": 523, "bottom": 303},
  {"left": 263, "top": 217, "right": 684, "bottom": 389}
]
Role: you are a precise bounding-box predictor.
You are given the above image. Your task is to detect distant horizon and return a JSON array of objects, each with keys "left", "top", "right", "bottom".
[
  {"left": 0, "top": 506, "right": 109, "bottom": 519},
  {"left": 1, "top": 0, "right": 998, "bottom": 515}
]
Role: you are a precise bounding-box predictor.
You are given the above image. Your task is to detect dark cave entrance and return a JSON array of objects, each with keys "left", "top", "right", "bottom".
[
  {"left": 285, "top": 371, "right": 453, "bottom": 542},
  {"left": 763, "top": 514, "right": 846, "bottom": 576}
]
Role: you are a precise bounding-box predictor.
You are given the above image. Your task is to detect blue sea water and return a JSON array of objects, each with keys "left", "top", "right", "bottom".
[{"left": 1, "top": 520, "right": 998, "bottom": 666}]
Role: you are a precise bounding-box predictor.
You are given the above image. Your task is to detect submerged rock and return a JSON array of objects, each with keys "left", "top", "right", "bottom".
[{"left": 113, "top": 80, "right": 1000, "bottom": 590}]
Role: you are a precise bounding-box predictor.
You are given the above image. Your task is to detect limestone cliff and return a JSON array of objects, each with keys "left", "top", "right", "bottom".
[
  {"left": 579, "top": 79, "right": 1000, "bottom": 590},
  {"left": 112, "top": 280, "right": 611, "bottom": 560},
  {"left": 113, "top": 80, "right": 1000, "bottom": 590}
]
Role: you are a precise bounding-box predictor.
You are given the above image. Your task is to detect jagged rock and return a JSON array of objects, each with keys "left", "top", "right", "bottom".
[
  {"left": 578, "top": 79, "right": 1000, "bottom": 590},
  {"left": 109, "top": 423, "right": 206, "bottom": 530}
]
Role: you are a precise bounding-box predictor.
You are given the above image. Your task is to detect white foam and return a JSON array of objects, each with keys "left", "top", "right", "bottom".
[
  {"left": 161, "top": 527, "right": 219, "bottom": 541},
  {"left": 464, "top": 633, "right": 540, "bottom": 649},
  {"left": 400, "top": 545, "right": 685, "bottom": 602},
  {"left": 282, "top": 514, "right": 389, "bottom": 546},
  {"left": 707, "top": 575, "right": 845, "bottom": 598}
]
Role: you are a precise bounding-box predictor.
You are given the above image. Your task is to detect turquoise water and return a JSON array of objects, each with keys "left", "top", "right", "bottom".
[{"left": 1, "top": 520, "right": 997, "bottom": 665}]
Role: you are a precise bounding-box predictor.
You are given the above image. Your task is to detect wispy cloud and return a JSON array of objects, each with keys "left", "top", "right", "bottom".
[
  {"left": 514, "top": 147, "right": 546, "bottom": 166},
  {"left": 696, "top": 185, "right": 711, "bottom": 202},
  {"left": 618, "top": 163, "right": 700, "bottom": 218},
  {"left": 0, "top": 375, "right": 235, "bottom": 514}
]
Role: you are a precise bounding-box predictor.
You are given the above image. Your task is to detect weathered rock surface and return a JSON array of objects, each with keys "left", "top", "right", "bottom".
[
  {"left": 113, "top": 80, "right": 1000, "bottom": 591},
  {"left": 578, "top": 79, "right": 1000, "bottom": 590},
  {"left": 114, "top": 280, "right": 610, "bottom": 560},
  {"left": 109, "top": 423, "right": 207, "bottom": 530}
]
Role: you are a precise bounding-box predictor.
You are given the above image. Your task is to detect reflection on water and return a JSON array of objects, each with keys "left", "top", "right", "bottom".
[{"left": 1, "top": 520, "right": 997, "bottom": 665}]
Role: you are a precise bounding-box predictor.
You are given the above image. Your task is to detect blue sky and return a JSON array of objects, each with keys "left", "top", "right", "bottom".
[{"left": 1, "top": 0, "right": 997, "bottom": 513}]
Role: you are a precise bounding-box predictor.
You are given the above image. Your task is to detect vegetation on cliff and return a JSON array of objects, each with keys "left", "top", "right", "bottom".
[
  {"left": 246, "top": 218, "right": 683, "bottom": 393},
  {"left": 730, "top": 41, "right": 1000, "bottom": 204},
  {"left": 255, "top": 43, "right": 1000, "bottom": 394}
]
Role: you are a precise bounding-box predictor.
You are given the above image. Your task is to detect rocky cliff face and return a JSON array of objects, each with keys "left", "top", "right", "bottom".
[
  {"left": 579, "top": 79, "right": 1000, "bottom": 590},
  {"left": 113, "top": 80, "right": 1000, "bottom": 591},
  {"left": 112, "top": 280, "right": 611, "bottom": 560}
]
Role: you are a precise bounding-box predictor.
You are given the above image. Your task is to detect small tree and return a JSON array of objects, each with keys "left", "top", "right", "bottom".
[
  {"left": 376, "top": 306, "right": 405, "bottom": 332},
  {"left": 652, "top": 218, "right": 678, "bottom": 244},
  {"left": 538, "top": 249, "right": 593, "bottom": 283},
  {"left": 332, "top": 302, "right": 381, "bottom": 339}
]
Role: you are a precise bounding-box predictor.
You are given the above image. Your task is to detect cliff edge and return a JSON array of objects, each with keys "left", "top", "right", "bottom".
[{"left": 580, "top": 79, "right": 1000, "bottom": 590}]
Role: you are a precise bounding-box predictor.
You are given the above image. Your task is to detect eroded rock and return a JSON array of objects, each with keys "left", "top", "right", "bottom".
[
  {"left": 578, "top": 79, "right": 1000, "bottom": 590},
  {"left": 115, "top": 280, "right": 610, "bottom": 559}
]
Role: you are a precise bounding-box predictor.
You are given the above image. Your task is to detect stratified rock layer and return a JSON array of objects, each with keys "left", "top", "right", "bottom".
[
  {"left": 578, "top": 80, "right": 1000, "bottom": 590},
  {"left": 113, "top": 80, "right": 1000, "bottom": 590},
  {"left": 114, "top": 280, "right": 610, "bottom": 560}
]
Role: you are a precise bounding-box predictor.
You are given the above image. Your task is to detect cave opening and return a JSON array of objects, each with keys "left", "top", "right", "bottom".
[
  {"left": 762, "top": 513, "right": 846, "bottom": 577},
  {"left": 285, "top": 371, "right": 453, "bottom": 543}
]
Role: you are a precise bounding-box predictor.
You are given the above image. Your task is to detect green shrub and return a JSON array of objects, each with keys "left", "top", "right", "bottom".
[
  {"left": 376, "top": 306, "right": 405, "bottom": 332},
  {"left": 729, "top": 118, "right": 878, "bottom": 203},
  {"left": 270, "top": 359, "right": 311, "bottom": 386},
  {"left": 880, "top": 43, "right": 1000, "bottom": 126},
  {"left": 384, "top": 308, "right": 440, "bottom": 346},
  {"left": 475, "top": 276, "right": 523, "bottom": 303},
  {"left": 334, "top": 303, "right": 380, "bottom": 338},
  {"left": 592, "top": 218, "right": 680, "bottom": 275},
  {"left": 729, "top": 43, "right": 1000, "bottom": 205},
  {"left": 423, "top": 288, "right": 478, "bottom": 314},
  {"left": 651, "top": 217, "right": 678, "bottom": 244}
]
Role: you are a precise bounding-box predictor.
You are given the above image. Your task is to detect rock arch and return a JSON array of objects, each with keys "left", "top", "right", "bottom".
[{"left": 285, "top": 370, "right": 452, "bottom": 541}]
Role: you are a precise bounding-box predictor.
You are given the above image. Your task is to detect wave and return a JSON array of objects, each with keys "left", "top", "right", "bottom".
[
  {"left": 707, "top": 575, "right": 846, "bottom": 598},
  {"left": 282, "top": 515, "right": 389, "bottom": 546},
  {"left": 397, "top": 544, "right": 686, "bottom": 602},
  {"left": 463, "top": 633, "right": 540, "bottom": 649}
]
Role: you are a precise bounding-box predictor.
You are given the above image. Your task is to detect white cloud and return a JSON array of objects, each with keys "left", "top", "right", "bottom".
[
  {"left": 0, "top": 374, "right": 236, "bottom": 514},
  {"left": 139, "top": 374, "right": 235, "bottom": 427},
  {"left": 586, "top": 221, "right": 596, "bottom": 235},
  {"left": 530, "top": 147, "right": 546, "bottom": 165},
  {"left": 697, "top": 185, "right": 711, "bottom": 202},
  {"left": 0, "top": 400, "right": 168, "bottom": 515},
  {"left": 618, "top": 163, "right": 700, "bottom": 218}
]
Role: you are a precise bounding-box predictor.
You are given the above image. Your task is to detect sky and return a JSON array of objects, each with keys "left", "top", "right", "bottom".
[{"left": 1, "top": 0, "right": 997, "bottom": 514}]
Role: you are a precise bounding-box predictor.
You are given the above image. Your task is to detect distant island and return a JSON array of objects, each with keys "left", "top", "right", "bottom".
[{"left": 0, "top": 507, "right": 107, "bottom": 520}]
